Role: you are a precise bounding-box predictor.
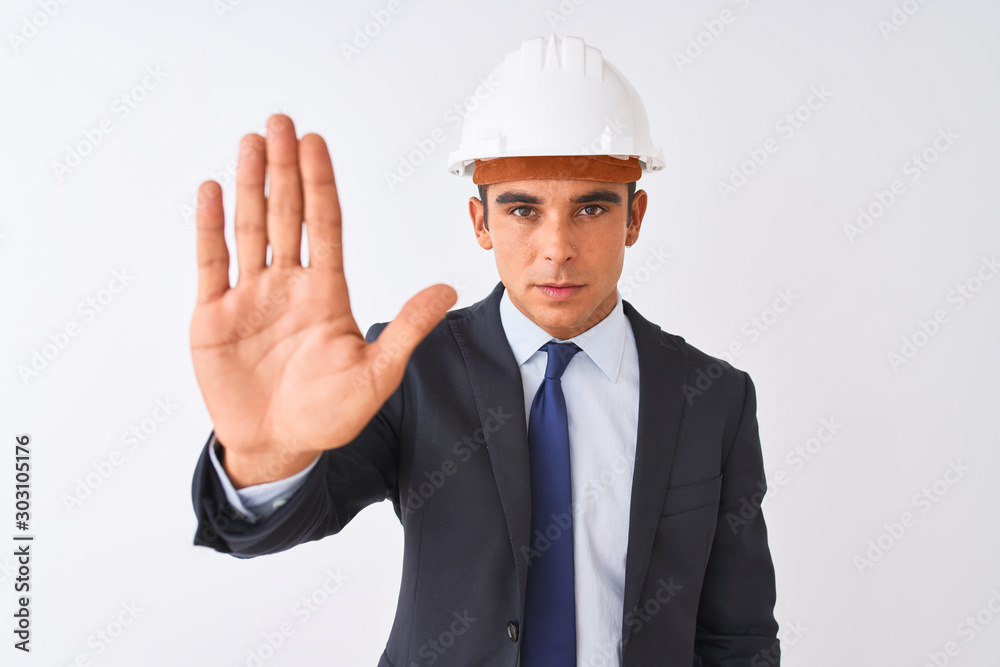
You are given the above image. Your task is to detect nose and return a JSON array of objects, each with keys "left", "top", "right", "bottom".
[{"left": 539, "top": 217, "right": 578, "bottom": 263}]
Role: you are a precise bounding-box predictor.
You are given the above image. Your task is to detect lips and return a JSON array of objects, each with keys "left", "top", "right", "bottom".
[{"left": 537, "top": 284, "right": 583, "bottom": 300}]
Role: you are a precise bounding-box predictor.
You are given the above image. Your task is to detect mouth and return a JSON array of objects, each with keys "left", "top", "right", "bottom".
[{"left": 536, "top": 284, "right": 583, "bottom": 300}]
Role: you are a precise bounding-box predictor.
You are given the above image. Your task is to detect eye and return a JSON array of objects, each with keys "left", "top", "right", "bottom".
[
  {"left": 579, "top": 205, "right": 606, "bottom": 216},
  {"left": 510, "top": 206, "right": 535, "bottom": 218}
]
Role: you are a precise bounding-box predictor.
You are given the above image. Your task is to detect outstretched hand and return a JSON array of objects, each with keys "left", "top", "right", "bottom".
[{"left": 189, "top": 114, "right": 456, "bottom": 488}]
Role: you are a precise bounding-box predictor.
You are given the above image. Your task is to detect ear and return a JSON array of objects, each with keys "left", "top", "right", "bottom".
[
  {"left": 626, "top": 189, "right": 648, "bottom": 246},
  {"left": 469, "top": 196, "right": 493, "bottom": 250}
]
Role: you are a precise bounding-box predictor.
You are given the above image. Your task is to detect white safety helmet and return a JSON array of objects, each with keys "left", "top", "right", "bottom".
[{"left": 446, "top": 34, "right": 664, "bottom": 179}]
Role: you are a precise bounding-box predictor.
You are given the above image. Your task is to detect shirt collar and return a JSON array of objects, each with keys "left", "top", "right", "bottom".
[{"left": 499, "top": 284, "right": 627, "bottom": 383}]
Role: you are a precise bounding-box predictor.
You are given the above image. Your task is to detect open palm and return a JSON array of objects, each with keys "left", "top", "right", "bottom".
[{"left": 189, "top": 114, "right": 456, "bottom": 487}]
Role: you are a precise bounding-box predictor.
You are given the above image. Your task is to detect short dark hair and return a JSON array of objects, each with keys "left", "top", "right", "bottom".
[{"left": 478, "top": 181, "right": 637, "bottom": 231}]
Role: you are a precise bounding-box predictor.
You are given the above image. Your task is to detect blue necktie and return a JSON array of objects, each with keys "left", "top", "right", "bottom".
[{"left": 521, "top": 341, "right": 581, "bottom": 666}]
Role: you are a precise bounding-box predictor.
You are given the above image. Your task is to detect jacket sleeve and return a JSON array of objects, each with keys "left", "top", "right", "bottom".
[
  {"left": 190, "top": 322, "right": 403, "bottom": 558},
  {"left": 693, "top": 371, "right": 781, "bottom": 666},
  {"left": 207, "top": 431, "right": 321, "bottom": 521}
]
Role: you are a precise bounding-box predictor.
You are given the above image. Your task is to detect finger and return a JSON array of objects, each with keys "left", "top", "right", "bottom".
[
  {"left": 368, "top": 284, "right": 458, "bottom": 385},
  {"left": 195, "top": 181, "right": 231, "bottom": 304},
  {"left": 265, "top": 114, "right": 303, "bottom": 268},
  {"left": 235, "top": 133, "right": 267, "bottom": 279},
  {"left": 299, "top": 133, "right": 344, "bottom": 275}
]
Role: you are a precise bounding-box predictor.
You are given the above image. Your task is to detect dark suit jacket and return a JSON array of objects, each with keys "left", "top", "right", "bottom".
[{"left": 191, "top": 280, "right": 780, "bottom": 666}]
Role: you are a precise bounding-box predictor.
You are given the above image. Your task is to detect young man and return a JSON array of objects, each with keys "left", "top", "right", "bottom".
[{"left": 190, "top": 35, "right": 780, "bottom": 665}]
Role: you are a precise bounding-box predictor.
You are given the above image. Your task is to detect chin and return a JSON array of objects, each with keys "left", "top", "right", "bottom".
[{"left": 539, "top": 308, "right": 587, "bottom": 329}]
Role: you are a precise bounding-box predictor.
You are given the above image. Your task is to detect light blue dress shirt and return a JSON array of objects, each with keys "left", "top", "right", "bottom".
[{"left": 209, "top": 286, "right": 640, "bottom": 664}]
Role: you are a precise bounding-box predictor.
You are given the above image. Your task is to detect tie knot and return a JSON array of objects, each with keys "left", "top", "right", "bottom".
[{"left": 540, "top": 342, "right": 581, "bottom": 380}]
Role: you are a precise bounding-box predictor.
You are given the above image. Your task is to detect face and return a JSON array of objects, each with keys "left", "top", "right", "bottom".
[{"left": 468, "top": 178, "right": 648, "bottom": 340}]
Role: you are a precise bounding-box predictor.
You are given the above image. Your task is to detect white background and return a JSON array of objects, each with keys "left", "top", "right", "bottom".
[{"left": 2, "top": 0, "right": 999, "bottom": 665}]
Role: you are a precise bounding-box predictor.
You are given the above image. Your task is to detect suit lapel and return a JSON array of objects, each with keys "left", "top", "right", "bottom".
[
  {"left": 447, "top": 283, "right": 689, "bottom": 637},
  {"left": 620, "top": 299, "right": 689, "bottom": 644},
  {"left": 448, "top": 281, "right": 533, "bottom": 616}
]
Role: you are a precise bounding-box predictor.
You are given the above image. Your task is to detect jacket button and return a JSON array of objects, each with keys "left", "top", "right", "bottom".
[{"left": 507, "top": 621, "right": 519, "bottom": 642}]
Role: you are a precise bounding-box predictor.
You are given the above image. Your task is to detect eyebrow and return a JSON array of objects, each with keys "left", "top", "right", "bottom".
[
  {"left": 573, "top": 190, "right": 623, "bottom": 205},
  {"left": 493, "top": 189, "right": 623, "bottom": 206}
]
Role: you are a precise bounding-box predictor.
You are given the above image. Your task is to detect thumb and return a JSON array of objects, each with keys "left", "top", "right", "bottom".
[{"left": 369, "top": 283, "right": 458, "bottom": 373}]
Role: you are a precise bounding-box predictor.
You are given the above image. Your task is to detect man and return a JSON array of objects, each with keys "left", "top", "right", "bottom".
[{"left": 190, "top": 35, "right": 780, "bottom": 665}]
